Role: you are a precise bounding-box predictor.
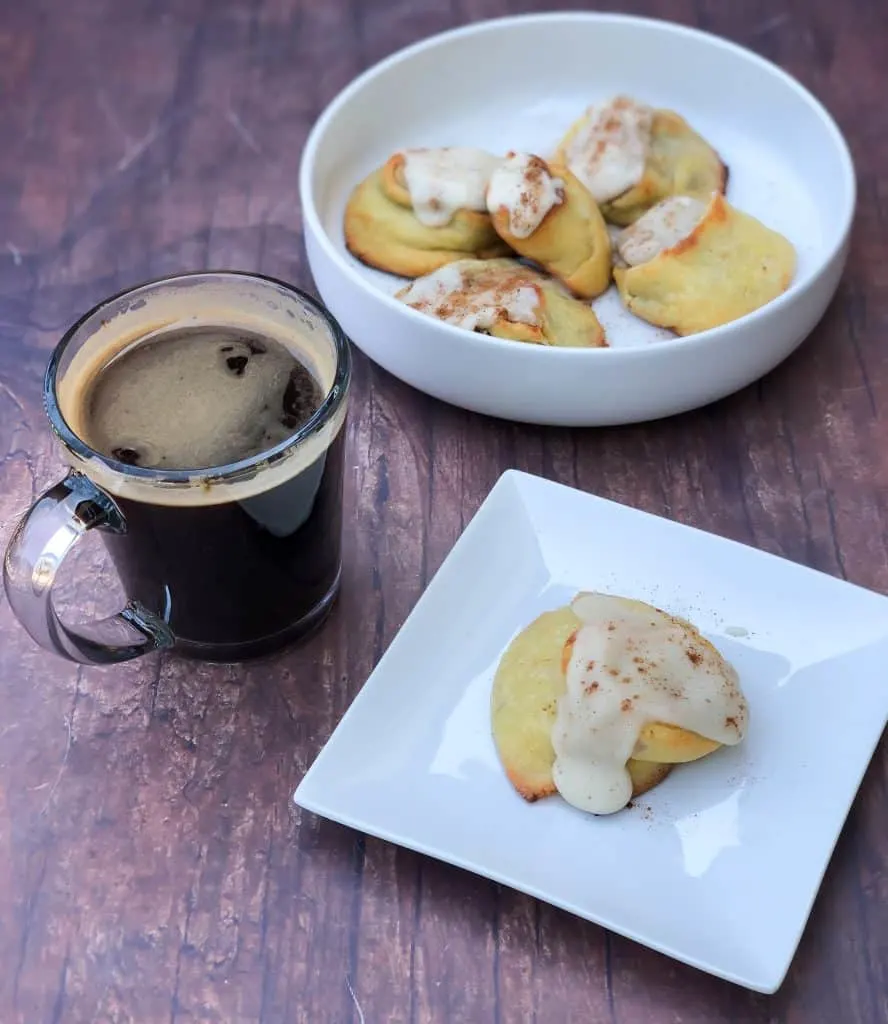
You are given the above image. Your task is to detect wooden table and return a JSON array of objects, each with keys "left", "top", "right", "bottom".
[{"left": 1, "top": 1, "right": 885, "bottom": 1021}]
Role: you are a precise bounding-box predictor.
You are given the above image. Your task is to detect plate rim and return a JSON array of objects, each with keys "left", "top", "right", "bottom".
[{"left": 292, "top": 790, "right": 785, "bottom": 993}]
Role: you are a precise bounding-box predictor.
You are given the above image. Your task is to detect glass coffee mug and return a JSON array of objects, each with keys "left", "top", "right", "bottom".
[{"left": 3, "top": 272, "right": 351, "bottom": 665}]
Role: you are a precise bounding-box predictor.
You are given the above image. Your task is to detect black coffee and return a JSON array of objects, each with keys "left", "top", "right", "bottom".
[
  {"left": 80, "top": 326, "right": 323, "bottom": 469},
  {"left": 71, "top": 326, "right": 344, "bottom": 660}
]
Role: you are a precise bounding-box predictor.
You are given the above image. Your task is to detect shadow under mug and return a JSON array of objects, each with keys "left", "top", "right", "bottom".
[{"left": 3, "top": 271, "right": 351, "bottom": 665}]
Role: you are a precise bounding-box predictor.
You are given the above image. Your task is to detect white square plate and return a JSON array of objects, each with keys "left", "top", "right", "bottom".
[{"left": 293, "top": 470, "right": 888, "bottom": 993}]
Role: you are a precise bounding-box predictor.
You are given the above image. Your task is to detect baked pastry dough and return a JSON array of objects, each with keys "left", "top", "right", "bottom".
[
  {"left": 343, "top": 147, "right": 511, "bottom": 277},
  {"left": 486, "top": 153, "right": 612, "bottom": 299},
  {"left": 396, "top": 257, "right": 606, "bottom": 347},
  {"left": 556, "top": 96, "right": 727, "bottom": 226},
  {"left": 490, "top": 606, "right": 673, "bottom": 803},
  {"left": 491, "top": 597, "right": 747, "bottom": 813},
  {"left": 613, "top": 192, "right": 797, "bottom": 335}
]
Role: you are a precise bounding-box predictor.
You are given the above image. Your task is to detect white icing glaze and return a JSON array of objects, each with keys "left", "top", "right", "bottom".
[
  {"left": 607, "top": 224, "right": 628, "bottom": 268},
  {"left": 562, "top": 96, "right": 653, "bottom": 203},
  {"left": 617, "top": 195, "right": 708, "bottom": 266},
  {"left": 397, "top": 261, "right": 541, "bottom": 332},
  {"left": 552, "top": 593, "right": 747, "bottom": 815},
  {"left": 401, "top": 148, "right": 502, "bottom": 227},
  {"left": 486, "top": 153, "right": 564, "bottom": 238}
]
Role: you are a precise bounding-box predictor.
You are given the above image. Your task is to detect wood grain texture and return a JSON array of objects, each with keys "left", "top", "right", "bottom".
[{"left": 0, "top": 0, "right": 886, "bottom": 1021}]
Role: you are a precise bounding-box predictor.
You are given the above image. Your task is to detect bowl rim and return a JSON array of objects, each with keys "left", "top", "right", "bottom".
[{"left": 299, "top": 11, "right": 856, "bottom": 360}]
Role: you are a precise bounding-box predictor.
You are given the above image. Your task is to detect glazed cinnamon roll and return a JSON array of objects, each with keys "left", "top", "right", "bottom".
[
  {"left": 491, "top": 594, "right": 748, "bottom": 814},
  {"left": 613, "top": 192, "right": 797, "bottom": 334},
  {"left": 343, "top": 147, "right": 511, "bottom": 277},
  {"left": 396, "top": 257, "right": 606, "bottom": 348},
  {"left": 555, "top": 96, "right": 727, "bottom": 226},
  {"left": 485, "top": 153, "right": 612, "bottom": 300}
]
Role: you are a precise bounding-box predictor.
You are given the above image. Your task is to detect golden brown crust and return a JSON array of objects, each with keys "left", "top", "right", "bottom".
[{"left": 380, "top": 152, "right": 412, "bottom": 208}]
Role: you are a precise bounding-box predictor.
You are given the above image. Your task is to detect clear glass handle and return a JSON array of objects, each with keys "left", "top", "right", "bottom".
[{"left": 3, "top": 472, "right": 174, "bottom": 664}]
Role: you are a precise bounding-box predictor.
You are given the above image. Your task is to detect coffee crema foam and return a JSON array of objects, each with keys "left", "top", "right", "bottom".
[
  {"left": 55, "top": 279, "right": 347, "bottom": 507},
  {"left": 79, "top": 327, "right": 322, "bottom": 472}
]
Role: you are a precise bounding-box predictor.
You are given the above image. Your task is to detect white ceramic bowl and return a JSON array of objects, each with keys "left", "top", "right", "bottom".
[{"left": 300, "top": 13, "right": 855, "bottom": 426}]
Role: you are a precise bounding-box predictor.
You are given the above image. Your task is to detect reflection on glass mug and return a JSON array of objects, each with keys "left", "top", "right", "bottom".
[{"left": 4, "top": 271, "right": 351, "bottom": 665}]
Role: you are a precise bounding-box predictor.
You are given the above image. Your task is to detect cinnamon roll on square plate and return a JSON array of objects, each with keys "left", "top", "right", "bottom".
[{"left": 294, "top": 469, "right": 888, "bottom": 992}]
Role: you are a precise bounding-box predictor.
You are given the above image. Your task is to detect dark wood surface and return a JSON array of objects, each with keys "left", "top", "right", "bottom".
[{"left": 1, "top": 0, "right": 886, "bottom": 1021}]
